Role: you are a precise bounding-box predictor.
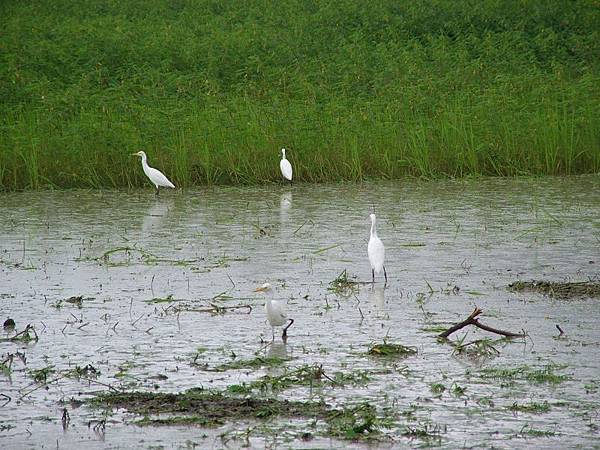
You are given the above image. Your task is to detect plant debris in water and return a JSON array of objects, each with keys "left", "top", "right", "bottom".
[
  {"left": 368, "top": 342, "right": 417, "bottom": 357},
  {"left": 508, "top": 280, "right": 600, "bottom": 299},
  {"left": 328, "top": 269, "right": 360, "bottom": 296},
  {"left": 91, "top": 389, "right": 391, "bottom": 440},
  {"left": 509, "top": 401, "right": 551, "bottom": 413},
  {"left": 226, "top": 364, "right": 369, "bottom": 393},
  {"left": 479, "top": 364, "right": 570, "bottom": 385},
  {"left": 92, "top": 389, "right": 330, "bottom": 426},
  {"left": 214, "top": 356, "right": 288, "bottom": 371}
]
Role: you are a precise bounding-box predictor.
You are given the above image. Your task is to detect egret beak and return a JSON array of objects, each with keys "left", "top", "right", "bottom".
[
  {"left": 254, "top": 286, "right": 268, "bottom": 292},
  {"left": 131, "top": 152, "right": 138, "bottom": 156}
]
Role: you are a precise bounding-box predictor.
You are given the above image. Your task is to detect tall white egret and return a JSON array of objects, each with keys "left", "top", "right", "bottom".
[
  {"left": 279, "top": 148, "right": 293, "bottom": 183},
  {"left": 254, "top": 283, "right": 294, "bottom": 340},
  {"left": 368, "top": 213, "right": 387, "bottom": 283},
  {"left": 132, "top": 151, "right": 175, "bottom": 195}
]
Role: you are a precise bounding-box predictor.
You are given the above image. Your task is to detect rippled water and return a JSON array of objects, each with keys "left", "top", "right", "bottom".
[{"left": 1, "top": 176, "right": 599, "bottom": 449}]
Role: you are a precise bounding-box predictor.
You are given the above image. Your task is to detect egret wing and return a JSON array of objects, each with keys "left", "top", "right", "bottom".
[
  {"left": 148, "top": 167, "right": 175, "bottom": 188},
  {"left": 280, "top": 159, "right": 293, "bottom": 181}
]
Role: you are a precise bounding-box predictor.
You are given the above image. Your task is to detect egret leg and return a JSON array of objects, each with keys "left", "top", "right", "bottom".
[
  {"left": 383, "top": 266, "right": 388, "bottom": 284},
  {"left": 282, "top": 318, "right": 294, "bottom": 340},
  {"left": 372, "top": 269, "right": 375, "bottom": 284},
  {"left": 155, "top": 186, "right": 160, "bottom": 196},
  {"left": 271, "top": 327, "right": 275, "bottom": 341}
]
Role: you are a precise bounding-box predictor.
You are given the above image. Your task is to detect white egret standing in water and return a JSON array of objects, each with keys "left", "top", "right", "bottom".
[
  {"left": 368, "top": 213, "right": 387, "bottom": 283},
  {"left": 132, "top": 151, "right": 175, "bottom": 195},
  {"left": 254, "top": 283, "right": 294, "bottom": 340},
  {"left": 279, "top": 148, "right": 293, "bottom": 183}
]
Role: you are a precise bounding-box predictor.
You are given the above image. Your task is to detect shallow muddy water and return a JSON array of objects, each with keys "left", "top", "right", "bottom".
[{"left": 1, "top": 176, "right": 599, "bottom": 449}]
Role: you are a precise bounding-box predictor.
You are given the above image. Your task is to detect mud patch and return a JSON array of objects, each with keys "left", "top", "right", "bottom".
[{"left": 508, "top": 280, "right": 600, "bottom": 299}]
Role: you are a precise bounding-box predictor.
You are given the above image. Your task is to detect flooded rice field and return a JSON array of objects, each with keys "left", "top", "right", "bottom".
[{"left": 1, "top": 176, "right": 599, "bottom": 449}]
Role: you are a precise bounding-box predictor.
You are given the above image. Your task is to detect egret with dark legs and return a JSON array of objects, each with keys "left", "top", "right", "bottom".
[
  {"left": 254, "top": 283, "right": 294, "bottom": 341},
  {"left": 368, "top": 213, "right": 387, "bottom": 284}
]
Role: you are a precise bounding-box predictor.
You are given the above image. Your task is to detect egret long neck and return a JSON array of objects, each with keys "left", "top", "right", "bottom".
[
  {"left": 370, "top": 218, "right": 377, "bottom": 238},
  {"left": 140, "top": 154, "right": 150, "bottom": 172}
]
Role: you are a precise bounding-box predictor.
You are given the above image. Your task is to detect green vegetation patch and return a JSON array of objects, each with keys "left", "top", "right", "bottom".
[
  {"left": 518, "top": 424, "right": 557, "bottom": 437},
  {"left": 328, "top": 270, "right": 360, "bottom": 297},
  {"left": 509, "top": 401, "right": 551, "bottom": 413},
  {"left": 368, "top": 342, "right": 417, "bottom": 358},
  {"left": 508, "top": 280, "right": 600, "bottom": 299},
  {"left": 226, "top": 364, "right": 370, "bottom": 393},
  {"left": 92, "top": 389, "right": 330, "bottom": 426},
  {"left": 2, "top": 0, "right": 600, "bottom": 190},
  {"left": 479, "top": 364, "right": 570, "bottom": 385},
  {"left": 92, "top": 389, "right": 392, "bottom": 440},
  {"left": 215, "top": 356, "right": 289, "bottom": 371},
  {"left": 327, "top": 403, "right": 392, "bottom": 441}
]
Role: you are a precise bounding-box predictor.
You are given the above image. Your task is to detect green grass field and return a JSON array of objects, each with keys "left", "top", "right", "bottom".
[{"left": 1, "top": 0, "right": 599, "bottom": 190}]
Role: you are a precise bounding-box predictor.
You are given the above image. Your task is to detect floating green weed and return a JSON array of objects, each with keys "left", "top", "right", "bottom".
[
  {"left": 215, "top": 356, "right": 288, "bottom": 371},
  {"left": 430, "top": 383, "right": 446, "bottom": 395},
  {"left": 328, "top": 269, "right": 359, "bottom": 296},
  {"left": 508, "top": 280, "right": 600, "bottom": 299},
  {"left": 479, "top": 364, "right": 570, "bottom": 385},
  {"left": 450, "top": 382, "right": 467, "bottom": 397},
  {"left": 509, "top": 401, "right": 550, "bottom": 413},
  {"left": 144, "top": 295, "right": 176, "bottom": 304},
  {"left": 327, "top": 403, "right": 386, "bottom": 441},
  {"left": 29, "top": 366, "right": 55, "bottom": 383},
  {"left": 368, "top": 343, "right": 417, "bottom": 358},
  {"left": 91, "top": 389, "right": 398, "bottom": 441},
  {"left": 453, "top": 338, "right": 500, "bottom": 358},
  {"left": 518, "top": 424, "right": 557, "bottom": 437},
  {"left": 225, "top": 365, "right": 369, "bottom": 394},
  {"left": 92, "top": 389, "right": 330, "bottom": 427}
]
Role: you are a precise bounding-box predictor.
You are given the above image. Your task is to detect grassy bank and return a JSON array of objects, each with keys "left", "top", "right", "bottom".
[{"left": 1, "top": 0, "right": 599, "bottom": 190}]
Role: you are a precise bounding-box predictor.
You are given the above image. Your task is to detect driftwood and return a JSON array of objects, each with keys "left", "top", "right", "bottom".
[{"left": 438, "top": 307, "right": 526, "bottom": 339}]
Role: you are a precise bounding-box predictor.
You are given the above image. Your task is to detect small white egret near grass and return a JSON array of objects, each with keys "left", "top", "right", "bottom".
[
  {"left": 279, "top": 148, "right": 293, "bottom": 183},
  {"left": 132, "top": 151, "right": 175, "bottom": 195},
  {"left": 368, "top": 213, "right": 387, "bottom": 284},
  {"left": 254, "top": 283, "right": 294, "bottom": 340}
]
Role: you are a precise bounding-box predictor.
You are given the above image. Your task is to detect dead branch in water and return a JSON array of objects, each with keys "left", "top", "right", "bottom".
[
  {"left": 0, "top": 324, "right": 38, "bottom": 343},
  {"left": 438, "top": 307, "right": 526, "bottom": 339}
]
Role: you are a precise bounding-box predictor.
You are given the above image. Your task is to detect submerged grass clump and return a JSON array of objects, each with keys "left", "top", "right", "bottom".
[
  {"left": 2, "top": 1, "right": 599, "bottom": 190},
  {"left": 368, "top": 342, "right": 417, "bottom": 358},
  {"left": 92, "top": 389, "right": 393, "bottom": 441},
  {"left": 327, "top": 403, "right": 390, "bottom": 441},
  {"left": 328, "top": 270, "right": 360, "bottom": 297},
  {"left": 226, "top": 364, "right": 370, "bottom": 393},
  {"left": 508, "top": 280, "right": 600, "bottom": 299},
  {"left": 92, "top": 388, "right": 331, "bottom": 427},
  {"left": 509, "top": 401, "right": 551, "bottom": 414},
  {"left": 214, "top": 356, "right": 288, "bottom": 372},
  {"left": 479, "top": 364, "right": 570, "bottom": 385},
  {"left": 518, "top": 424, "right": 557, "bottom": 438}
]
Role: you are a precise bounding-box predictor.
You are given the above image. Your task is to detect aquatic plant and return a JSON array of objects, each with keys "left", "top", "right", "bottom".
[
  {"left": 328, "top": 269, "right": 360, "bottom": 296},
  {"left": 368, "top": 342, "right": 418, "bottom": 357},
  {"left": 508, "top": 280, "right": 600, "bottom": 299}
]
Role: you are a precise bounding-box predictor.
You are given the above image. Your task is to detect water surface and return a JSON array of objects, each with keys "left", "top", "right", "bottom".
[{"left": 1, "top": 176, "right": 599, "bottom": 449}]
